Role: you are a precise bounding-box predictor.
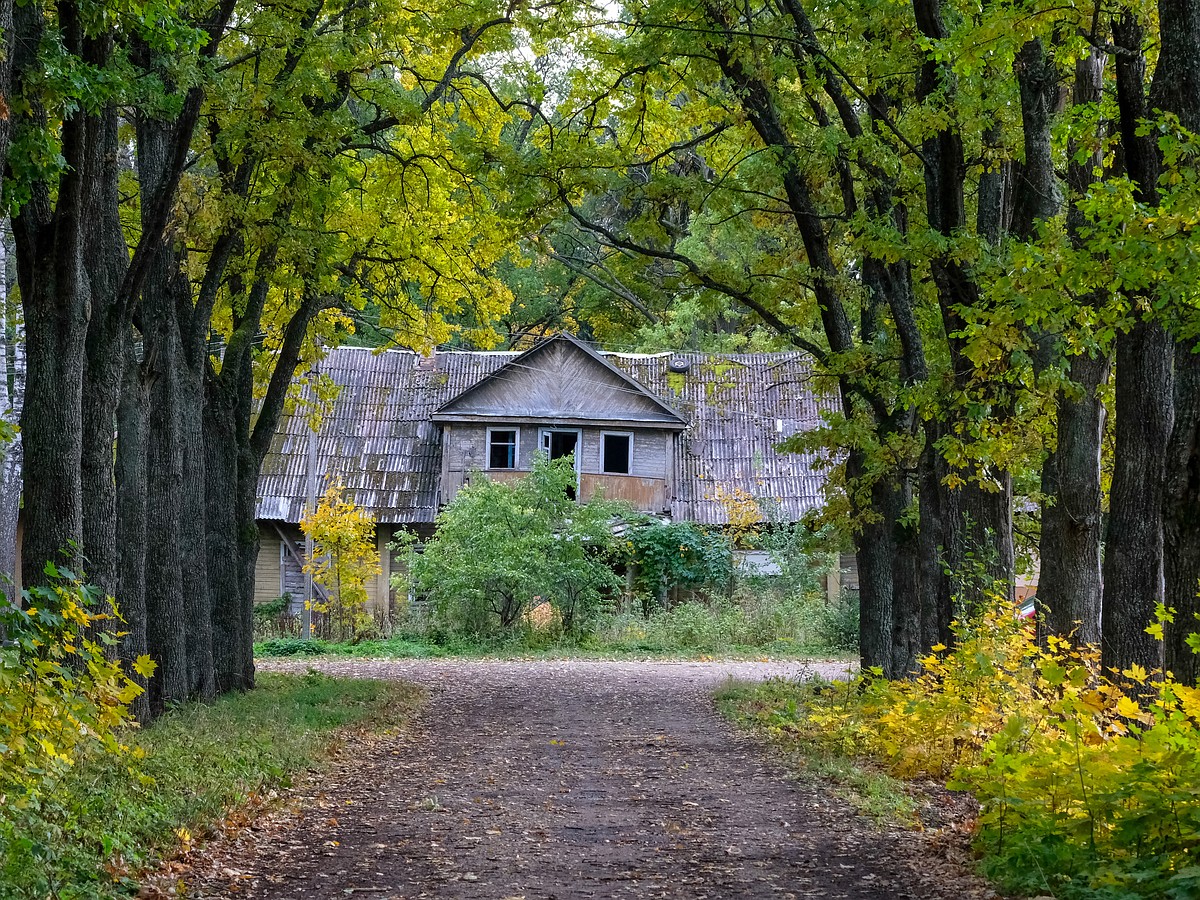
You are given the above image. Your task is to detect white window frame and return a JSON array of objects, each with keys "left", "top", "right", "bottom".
[
  {"left": 600, "top": 430, "right": 634, "bottom": 475},
  {"left": 485, "top": 426, "right": 520, "bottom": 470}
]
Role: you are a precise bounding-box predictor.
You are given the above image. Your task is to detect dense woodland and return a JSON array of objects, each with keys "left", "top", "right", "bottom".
[{"left": 1, "top": 0, "right": 1200, "bottom": 719}]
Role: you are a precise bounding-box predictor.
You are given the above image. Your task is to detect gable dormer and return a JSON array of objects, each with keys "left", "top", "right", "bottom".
[
  {"left": 431, "top": 334, "right": 686, "bottom": 513},
  {"left": 431, "top": 333, "right": 687, "bottom": 430}
]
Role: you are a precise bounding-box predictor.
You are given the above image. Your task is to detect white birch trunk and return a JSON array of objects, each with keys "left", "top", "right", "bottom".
[{"left": 0, "top": 225, "right": 24, "bottom": 602}]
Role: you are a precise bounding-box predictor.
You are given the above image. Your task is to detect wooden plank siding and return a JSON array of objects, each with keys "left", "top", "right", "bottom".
[
  {"left": 254, "top": 530, "right": 284, "bottom": 605},
  {"left": 440, "top": 423, "right": 674, "bottom": 513}
]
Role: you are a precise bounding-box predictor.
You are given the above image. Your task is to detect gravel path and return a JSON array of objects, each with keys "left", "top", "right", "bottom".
[{"left": 178, "top": 658, "right": 995, "bottom": 900}]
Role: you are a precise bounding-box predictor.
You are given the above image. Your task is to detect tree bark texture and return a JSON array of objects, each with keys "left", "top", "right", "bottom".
[
  {"left": 1040, "top": 352, "right": 1109, "bottom": 644},
  {"left": 0, "top": 229, "right": 23, "bottom": 604},
  {"left": 1153, "top": 0, "right": 1200, "bottom": 683},
  {"left": 1102, "top": 320, "right": 1173, "bottom": 675},
  {"left": 1099, "top": 11, "right": 1173, "bottom": 676},
  {"left": 81, "top": 108, "right": 128, "bottom": 612},
  {"left": 116, "top": 339, "right": 150, "bottom": 723},
  {"left": 204, "top": 375, "right": 249, "bottom": 692},
  {"left": 912, "top": 0, "right": 1016, "bottom": 607},
  {"left": 1037, "top": 49, "right": 1108, "bottom": 645},
  {"left": 1164, "top": 343, "right": 1200, "bottom": 684}
]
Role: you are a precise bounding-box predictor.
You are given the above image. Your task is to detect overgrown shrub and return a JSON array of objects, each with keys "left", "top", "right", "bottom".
[
  {"left": 735, "top": 598, "right": 1200, "bottom": 899},
  {"left": 627, "top": 521, "right": 732, "bottom": 614},
  {"left": 0, "top": 565, "right": 151, "bottom": 899},
  {"left": 401, "top": 455, "right": 624, "bottom": 638}
]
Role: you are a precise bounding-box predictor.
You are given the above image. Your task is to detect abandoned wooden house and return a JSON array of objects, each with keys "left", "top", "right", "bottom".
[{"left": 254, "top": 333, "right": 840, "bottom": 610}]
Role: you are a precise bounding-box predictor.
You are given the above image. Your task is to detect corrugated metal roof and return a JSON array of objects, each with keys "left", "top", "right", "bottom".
[{"left": 256, "top": 339, "right": 836, "bottom": 526}]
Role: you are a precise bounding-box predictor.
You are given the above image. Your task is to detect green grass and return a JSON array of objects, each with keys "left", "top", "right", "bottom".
[
  {"left": 0, "top": 672, "right": 422, "bottom": 900},
  {"left": 254, "top": 632, "right": 852, "bottom": 661},
  {"left": 715, "top": 678, "right": 917, "bottom": 825}
]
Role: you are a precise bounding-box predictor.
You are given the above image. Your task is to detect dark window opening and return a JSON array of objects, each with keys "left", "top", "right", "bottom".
[
  {"left": 488, "top": 429, "right": 518, "bottom": 469},
  {"left": 541, "top": 430, "right": 579, "bottom": 500},
  {"left": 542, "top": 430, "right": 578, "bottom": 460},
  {"left": 602, "top": 433, "right": 631, "bottom": 475}
]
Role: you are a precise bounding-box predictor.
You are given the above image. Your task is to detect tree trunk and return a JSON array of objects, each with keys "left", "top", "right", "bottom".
[
  {"left": 1040, "top": 352, "right": 1108, "bottom": 643},
  {"left": 116, "top": 337, "right": 150, "bottom": 723},
  {"left": 1038, "top": 49, "right": 1108, "bottom": 645},
  {"left": 180, "top": 367, "right": 215, "bottom": 699},
  {"left": 0, "top": 230, "right": 23, "bottom": 604},
  {"left": 1164, "top": 343, "right": 1200, "bottom": 684},
  {"left": 1102, "top": 320, "right": 1173, "bottom": 675},
  {"left": 1154, "top": 0, "right": 1200, "bottom": 684},
  {"left": 1100, "top": 11, "right": 1173, "bottom": 676},
  {"left": 143, "top": 287, "right": 189, "bottom": 710},
  {"left": 850, "top": 449, "right": 894, "bottom": 675},
  {"left": 14, "top": 223, "right": 88, "bottom": 586},
  {"left": 205, "top": 373, "right": 249, "bottom": 692},
  {"left": 81, "top": 108, "right": 128, "bottom": 612}
]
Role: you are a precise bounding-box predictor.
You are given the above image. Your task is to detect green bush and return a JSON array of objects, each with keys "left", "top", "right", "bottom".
[
  {"left": 255, "top": 636, "right": 335, "bottom": 656},
  {"left": 402, "top": 455, "right": 624, "bottom": 638}
]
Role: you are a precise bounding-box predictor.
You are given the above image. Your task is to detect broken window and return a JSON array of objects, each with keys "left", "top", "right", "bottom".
[
  {"left": 601, "top": 432, "right": 632, "bottom": 475},
  {"left": 487, "top": 428, "right": 518, "bottom": 469}
]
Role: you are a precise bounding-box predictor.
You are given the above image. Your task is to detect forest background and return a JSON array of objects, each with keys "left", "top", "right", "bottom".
[{"left": 0, "top": 0, "right": 1199, "bottom": 719}]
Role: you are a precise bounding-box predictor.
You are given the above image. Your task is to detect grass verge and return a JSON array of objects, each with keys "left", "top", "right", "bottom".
[
  {"left": 715, "top": 677, "right": 918, "bottom": 825},
  {"left": 1, "top": 672, "right": 422, "bottom": 900},
  {"left": 255, "top": 633, "right": 854, "bottom": 662}
]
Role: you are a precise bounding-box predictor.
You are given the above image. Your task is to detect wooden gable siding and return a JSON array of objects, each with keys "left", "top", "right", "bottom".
[{"left": 433, "top": 338, "right": 684, "bottom": 427}]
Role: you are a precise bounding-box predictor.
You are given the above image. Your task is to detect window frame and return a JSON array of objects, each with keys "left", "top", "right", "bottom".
[
  {"left": 600, "top": 430, "right": 634, "bottom": 475},
  {"left": 485, "top": 426, "right": 520, "bottom": 470}
]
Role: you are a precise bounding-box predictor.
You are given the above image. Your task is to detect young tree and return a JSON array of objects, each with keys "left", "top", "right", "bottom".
[{"left": 301, "top": 480, "right": 381, "bottom": 643}]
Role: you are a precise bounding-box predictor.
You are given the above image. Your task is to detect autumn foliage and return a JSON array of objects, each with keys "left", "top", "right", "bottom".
[
  {"left": 0, "top": 566, "right": 152, "bottom": 893},
  {"left": 737, "top": 601, "right": 1200, "bottom": 898},
  {"left": 300, "top": 480, "right": 382, "bottom": 643}
]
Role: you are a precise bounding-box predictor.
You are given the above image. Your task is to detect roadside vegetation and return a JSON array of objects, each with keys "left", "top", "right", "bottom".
[
  {"left": 721, "top": 598, "right": 1200, "bottom": 900},
  {"left": 0, "top": 578, "right": 421, "bottom": 900},
  {"left": 257, "top": 456, "right": 857, "bottom": 660}
]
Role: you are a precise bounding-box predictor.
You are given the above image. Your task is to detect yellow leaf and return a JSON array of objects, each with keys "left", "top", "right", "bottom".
[
  {"left": 1116, "top": 696, "right": 1142, "bottom": 719},
  {"left": 133, "top": 655, "right": 157, "bottom": 679}
]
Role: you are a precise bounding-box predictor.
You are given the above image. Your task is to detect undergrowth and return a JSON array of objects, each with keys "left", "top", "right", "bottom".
[
  {"left": 255, "top": 588, "right": 859, "bottom": 660},
  {"left": 1, "top": 671, "right": 421, "bottom": 899},
  {"left": 719, "top": 603, "right": 1200, "bottom": 900}
]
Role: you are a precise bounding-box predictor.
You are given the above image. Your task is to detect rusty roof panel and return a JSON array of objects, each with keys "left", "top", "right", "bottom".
[{"left": 256, "top": 342, "right": 836, "bottom": 526}]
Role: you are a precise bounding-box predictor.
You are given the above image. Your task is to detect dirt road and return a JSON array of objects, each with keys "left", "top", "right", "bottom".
[{"left": 179, "top": 659, "right": 993, "bottom": 900}]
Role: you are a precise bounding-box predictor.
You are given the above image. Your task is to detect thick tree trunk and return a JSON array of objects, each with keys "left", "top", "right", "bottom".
[
  {"left": 1039, "top": 352, "right": 1108, "bottom": 643},
  {"left": 1164, "top": 344, "right": 1200, "bottom": 684},
  {"left": 1038, "top": 50, "right": 1107, "bottom": 645},
  {"left": 917, "top": 429, "right": 953, "bottom": 648},
  {"left": 180, "top": 369, "right": 215, "bottom": 699},
  {"left": 14, "top": 228, "right": 88, "bottom": 586},
  {"left": 143, "top": 293, "right": 189, "bottom": 709},
  {"left": 205, "top": 375, "right": 249, "bottom": 692},
  {"left": 81, "top": 109, "right": 128, "bottom": 610},
  {"left": 1102, "top": 320, "right": 1173, "bottom": 675},
  {"left": 1155, "top": 0, "right": 1200, "bottom": 684},
  {"left": 913, "top": 0, "right": 1016, "bottom": 611},
  {"left": 890, "top": 482, "right": 922, "bottom": 675},
  {"left": 850, "top": 448, "right": 894, "bottom": 675},
  {"left": 116, "top": 338, "right": 150, "bottom": 723},
  {"left": 1100, "top": 11, "right": 1173, "bottom": 676}
]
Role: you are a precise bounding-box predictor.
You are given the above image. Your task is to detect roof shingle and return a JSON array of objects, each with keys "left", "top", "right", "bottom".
[{"left": 256, "top": 342, "right": 835, "bottom": 526}]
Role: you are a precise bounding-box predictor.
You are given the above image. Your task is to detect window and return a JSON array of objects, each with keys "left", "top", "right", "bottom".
[
  {"left": 601, "top": 432, "right": 632, "bottom": 475},
  {"left": 487, "top": 428, "right": 518, "bottom": 469}
]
